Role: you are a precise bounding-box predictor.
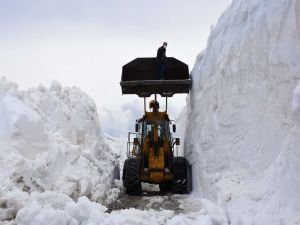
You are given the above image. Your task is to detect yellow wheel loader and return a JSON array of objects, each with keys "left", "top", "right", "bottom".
[{"left": 120, "top": 57, "right": 192, "bottom": 195}]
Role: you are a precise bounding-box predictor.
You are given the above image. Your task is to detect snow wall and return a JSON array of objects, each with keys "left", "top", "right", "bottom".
[
  {"left": 185, "top": 0, "right": 300, "bottom": 223},
  {"left": 0, "top": 77, "right": 119, "bottom": 220}
]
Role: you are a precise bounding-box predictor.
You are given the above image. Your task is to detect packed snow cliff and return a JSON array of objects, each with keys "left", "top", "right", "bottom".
[
  {"left": 0, "top": 77, "right": 119, "bottom": 221},
  {"left": 184, "top": 0, "right": 300, "bottom": 224}
]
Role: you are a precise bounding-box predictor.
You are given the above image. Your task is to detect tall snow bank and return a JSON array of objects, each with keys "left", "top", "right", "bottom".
[
  {"left": 185, "top": 0, "right": 300, "bottom": 224},
  {"left": 0, "top": 77, "right": 118, "bottom": 221}
]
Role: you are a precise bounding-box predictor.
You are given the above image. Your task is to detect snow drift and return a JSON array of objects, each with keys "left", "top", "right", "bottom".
[
  {"left": 185, "top": 0, "right": 300, "bottom": 224},
  {"left": 0, "top": 77, "right": 119, "bottom": 221},
  {"left": 14, "top": 191, "right": 228, "bottom": 225},
  {"left": 0, "top": 77, "right": 229, "bottom": 225}
]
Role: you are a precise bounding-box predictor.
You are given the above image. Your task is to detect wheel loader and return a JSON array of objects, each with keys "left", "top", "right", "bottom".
[{"left": 120, "top": 57, "right": 192, "bottom": 195}]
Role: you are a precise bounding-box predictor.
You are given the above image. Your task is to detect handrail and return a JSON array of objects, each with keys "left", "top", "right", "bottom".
[{"left": 127, "top": 132, "right": 141, "bottom": 157}]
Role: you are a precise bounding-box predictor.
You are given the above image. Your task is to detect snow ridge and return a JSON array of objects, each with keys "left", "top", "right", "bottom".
[
  {"left": 185, "top": 0, "right": 300, "bottom": 224},
  {"left": 0, "top": 77, "right": 118, "bottom": 221}
]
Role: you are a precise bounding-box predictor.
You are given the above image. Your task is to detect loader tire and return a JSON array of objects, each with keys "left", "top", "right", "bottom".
[
  {"left": 172, "top": 157, "right": 192, "bottom": 194},
  {"left": 159, "top": 180, "right": 173, "bottom": 193},
  {"left": 123, "top": 158, "right": 142, "bottom": 195}
]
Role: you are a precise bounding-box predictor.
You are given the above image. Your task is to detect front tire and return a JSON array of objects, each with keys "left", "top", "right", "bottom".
[
  {"left": 123, "top": 158, "right": 142, "bottom": 195},
  {"left": 172, "top": 157, "right": 192, "bottom": 194}
]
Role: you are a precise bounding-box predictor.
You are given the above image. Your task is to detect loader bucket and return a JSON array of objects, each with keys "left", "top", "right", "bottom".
[{"left": 120, "top": 57, "right": 192, "bottom": 97}]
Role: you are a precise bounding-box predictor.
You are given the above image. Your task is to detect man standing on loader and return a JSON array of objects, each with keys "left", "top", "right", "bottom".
[{"left": 156, "top": 42, "right": 168, "bottom": 80}]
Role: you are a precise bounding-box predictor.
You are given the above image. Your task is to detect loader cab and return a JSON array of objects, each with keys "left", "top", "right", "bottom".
[
  {"left": 134, "top": 98, "right": 174, "bottom": 144},
  {"left": 143, "top": 120, "right": 169, "bottom": 139},
  {"left": 135, "top": 117, "right": 173, "bottom": 146}
]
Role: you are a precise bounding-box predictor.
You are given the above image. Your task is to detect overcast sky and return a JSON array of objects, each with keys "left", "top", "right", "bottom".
[{"left": 0, "top": 0, "right": 232, "bottom": 137}]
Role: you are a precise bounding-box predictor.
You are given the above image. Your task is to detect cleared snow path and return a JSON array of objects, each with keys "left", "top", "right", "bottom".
[
  {"left": 107, "top": 184, "right": 182, "bottom": 214},
  {"left": 102, "top": 183, "right": 229, "bottom": 225}
]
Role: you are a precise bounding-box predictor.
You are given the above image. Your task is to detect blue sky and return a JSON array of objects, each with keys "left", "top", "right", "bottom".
[{"left": 0, "top": 0, "right": 232, "bottom": 136}]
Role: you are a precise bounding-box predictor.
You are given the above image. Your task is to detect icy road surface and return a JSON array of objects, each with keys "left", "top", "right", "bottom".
[
  {"left": 3, "top": 188, "right": 229, "bottom": 225},
  {"left": 103, "top": 184, "right": 229, "bottom": 225},
  {"left": 107, "top": 184, "right": 183, "bottom": 214}
]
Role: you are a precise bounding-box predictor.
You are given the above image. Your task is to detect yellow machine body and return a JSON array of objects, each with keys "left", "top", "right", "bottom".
[{"left": 131, "top": 100, "right": 174, "bottom": 184}]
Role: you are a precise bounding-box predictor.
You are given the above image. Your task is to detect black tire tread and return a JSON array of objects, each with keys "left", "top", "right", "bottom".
[
  {"left": 123, "top": 158, "right": 142, "bottom": 195},
  {"left": 172, "top": 157, "right": 192, "bottom": 194}
]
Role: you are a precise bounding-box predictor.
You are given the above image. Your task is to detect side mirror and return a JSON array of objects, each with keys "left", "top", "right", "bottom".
[
  {"left": 133, "top": 138, "right": 139, "bottom": 145},
  {"left": 175, "top": 138, "right": 180, "bottom": 145},
  {"left": 173, "top": 124, "right": 176, "bottom": 133},
  {"left": 135, "top": 124, "right": 139, "bottom": 132}
]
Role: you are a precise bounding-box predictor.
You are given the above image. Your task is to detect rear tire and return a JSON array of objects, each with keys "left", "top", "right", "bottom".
[
  {"left": 122, "top": 158, "right": 142, "bottom": 195},
  {"left": 172, "top": 157, "right": 192, "bottom": 194}
]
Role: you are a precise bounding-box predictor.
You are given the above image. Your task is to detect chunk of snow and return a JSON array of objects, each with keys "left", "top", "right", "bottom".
[
  {"left": 15, "top": 192, "right": 228, "bottom": 225},
  {"left": 0, "top": 78, "right": 119, "bottom": 221}
]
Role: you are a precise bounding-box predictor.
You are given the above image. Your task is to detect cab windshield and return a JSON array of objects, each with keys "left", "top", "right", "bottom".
[{"left": 143, "top": 121, "right": 169, "bottom": 139}]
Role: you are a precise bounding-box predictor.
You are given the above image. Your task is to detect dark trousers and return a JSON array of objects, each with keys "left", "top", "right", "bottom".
[{"left": 156, "top": 59, "right": 165, "bottom": 80}]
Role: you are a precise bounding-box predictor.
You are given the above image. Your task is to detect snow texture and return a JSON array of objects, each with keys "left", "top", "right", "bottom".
[
  {"left": 292, "top": 81, "right": 300, "bottom": 112},
  {"left": 15, "top": 191, "right": 228, "bottom": 225},
  {"left": 185, "top": 0, "right": 300, "bottom": 224},
  {"left": 0, "top": 77, "right": 119, "bottom": 221}
]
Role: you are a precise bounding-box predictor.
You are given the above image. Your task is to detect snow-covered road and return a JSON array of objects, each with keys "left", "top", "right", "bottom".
[
  {"left": 104, "top": 189, "right": 228, "bottom": 225},
  {"left": 1, "top": 186, "right": 229, "bottom": 225}
]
